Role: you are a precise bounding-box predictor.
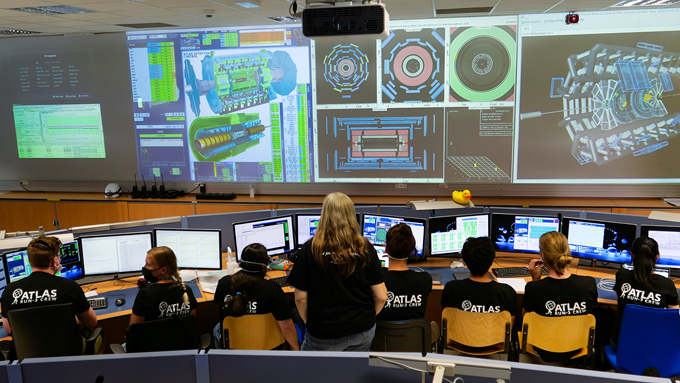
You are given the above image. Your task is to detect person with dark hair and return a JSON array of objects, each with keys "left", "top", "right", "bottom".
[
  {"left": 213, "top": 243, "right": 299, "bottom": 350},
  {"left": 130, "top": 246, "right": 197, "bottom": 324},
  {"left": 377, "top": 223, "right": 432, "bottom": 321},
  {"left": 611, "top": 236, "right": 679, "bottom": 351},
  {"left": 287, "top": 192, "right": 387, "bottom": 351},
  {"left": 441, "top": 237, "right": 517, "bottom": 324}
]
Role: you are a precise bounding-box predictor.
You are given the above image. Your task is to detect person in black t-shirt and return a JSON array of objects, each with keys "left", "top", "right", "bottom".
[
  {"left": 213, "top": 243, "right": 299, "bottom": 350},
  {"left": 523, "top": 231, "right": 598, "bottom": 362},
  {"left": 377, "top": 223, "right": 432, "bottom": 321},
  {"left": 441, "top": 237, "right": 517, "bottom": 322},
  {"left": 611, "top": 237, "right": 679, "bottom": 351},
  {"left": 1, "top": 235, "right": 97, "bottom": 335},
  {"left": 288, "top": 192, "right": 387, "bottom": 351},
  {"left": 130, "top": 247, "right": 197, "bottom": 324}
]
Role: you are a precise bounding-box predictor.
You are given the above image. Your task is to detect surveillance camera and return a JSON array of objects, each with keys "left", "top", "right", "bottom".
[{"left": 205, "top": 14, "right": 213, "bottom": 18}]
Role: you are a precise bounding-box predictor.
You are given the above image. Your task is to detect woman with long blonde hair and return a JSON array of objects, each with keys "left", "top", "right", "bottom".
[{"left": 287, "top": 192, "right": 387, "bottom": 351}]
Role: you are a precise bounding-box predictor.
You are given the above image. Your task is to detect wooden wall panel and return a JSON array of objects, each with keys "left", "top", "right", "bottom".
[
  {"left": 0, "top": 200, "right": 55, "bottom": 232},
  {"left": 127, "top": 202, "right": 195, "bottom": 221},
  {"left": 195, "top": 203, "right": 269, "bottom": 215},
  {"left": 55, "top": 201, "right": 124, "bottom": 229}
]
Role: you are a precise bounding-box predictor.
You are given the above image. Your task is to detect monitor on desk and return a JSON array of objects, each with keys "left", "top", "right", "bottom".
[
  {"left": 639, "top": 225, "right": 680, "bottom": 269},
  {"left": 562, "top": 218, "right": 637, "bottom": 264},
  {"left": 2, "top": 242, "right": 84, "bottom": 282},
  {"left": 233, "top": 215, "right": 295, "bottom": 261},
  {"left": 491, "top": 213, "right": 560, "bottom": 254},
  {"left": 361, "top": 213, "right": 426, "bottom": 259},
  {"left": 154, "top": 228, "right": 222, "bottom": 270},
  {"left": 59, "top": 241, "right": 84, "bottom": 280},
  {"left": 295, "top": 214, "right": 320, "bottom": 248},
  {"left": 79, "top": 232, "right": 153, "bottom": 276},
  {"left": 3, "top": 249, "right": 32, "bottom": 283},
  {"left": 428, "top": 213, "right": 490, "bottom": 257}
]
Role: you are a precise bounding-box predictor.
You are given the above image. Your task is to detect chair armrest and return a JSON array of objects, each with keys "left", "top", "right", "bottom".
[
  {"left": 200, "top": 333, "right": 212, "bottom": 351},
  {"left": 0, "top": 340, "right": 11, "bottom": 361},
  {"left": 85, "top": 327, "right": 103, "bottom": 355},
  {"left": 109, "top": 344, "right": 126, "bottom": 354}
]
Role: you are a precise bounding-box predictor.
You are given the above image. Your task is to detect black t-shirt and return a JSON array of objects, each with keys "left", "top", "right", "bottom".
[
  {"left": 132, "top": 282, "right": 197, "bottom": 322},
  {"left": 0, "top": 272, "right": 91, "bottom": 325},
  {"left": 441, "top": 278, "right": 517, "bottom": 316},
  {"left": 287, "top": 239, "right": 384, "bottom": 339},
  {"left": 213, "top": 275, "right": 292, "bottom": 321},
  {"left": 523, "top": 274, "right": 598, "bottom": 316},
  {"left": 612, "top": 269, "right": 679, "bottom": 342},
  {"left": 377, "top": 270, "right": 432, "bottom": 321}
]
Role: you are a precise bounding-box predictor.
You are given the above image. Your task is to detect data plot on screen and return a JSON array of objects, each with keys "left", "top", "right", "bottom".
[{"left": 314, "top": 41, "right": 376, "bottom": 105}]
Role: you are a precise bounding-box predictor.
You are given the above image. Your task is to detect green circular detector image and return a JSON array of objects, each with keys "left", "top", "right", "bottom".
[{"left": 376, "top": 229, "right": 388, "bottom": 241}]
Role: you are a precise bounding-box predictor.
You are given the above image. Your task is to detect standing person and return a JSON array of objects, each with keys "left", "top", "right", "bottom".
[
  {"left": 287, "top": 192, "right": 387, "bottom": 351},
  {"left": 611, "top": 237, "right": 679, "bottom": 351},
  {"left": 523, "top": 231, "right": 598, "bottom": 362},
  {"left": 213, "top": 243, "right": 300, "bottom": 350},
  {"left": 130, "top": 246, "right": 197, "bottom": 325}
]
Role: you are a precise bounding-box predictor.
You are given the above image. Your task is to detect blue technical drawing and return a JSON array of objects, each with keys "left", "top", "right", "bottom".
[{"left": 322, "top": 43, "right": 370, "bottom": 98}]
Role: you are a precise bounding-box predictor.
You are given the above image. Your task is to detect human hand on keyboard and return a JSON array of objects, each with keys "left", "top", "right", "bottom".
[{"left": 528, "top": 259, "right": 544, "bottom": 281}]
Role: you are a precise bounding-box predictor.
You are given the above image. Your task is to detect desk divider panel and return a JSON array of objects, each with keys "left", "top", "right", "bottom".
[{"left": 184, "top": 210, "right": 274, "bottom": 253}]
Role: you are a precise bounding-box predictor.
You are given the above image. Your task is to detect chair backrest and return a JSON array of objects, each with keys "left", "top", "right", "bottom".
[
  {"left": 371, "top": 319, "right": 431, "bottom": 356},
  {"left": 521, "top": 312, "right": 595, "bottom": 354},
  {"left": 443, "top": 307, "right": 511, "bottom": 349},
  {"left": 222, "top": 313, "right": 285, "bottom": 350},
  {"left": 126, "top": 314, "right": 200, "bottom": 353},
  {"left": 616, "top": 305, "right": 680, "bottom": 377},
  {"left": 8, "top": 303, "right": 82, "bottom": 361}
]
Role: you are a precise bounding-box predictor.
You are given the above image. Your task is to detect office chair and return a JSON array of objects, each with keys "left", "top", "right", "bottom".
[
  {"left": 605, "top": 305, "right": 680, "bottom": 378},
  {"left": 519, "top": 312, "right": 596, "bottom": 367},
  {"left": 371, "top": 318, "right": 433, "bottom": 356},
  {"left": 222, "top": 313, "right": 286, "bottom": 350},
  {"left": 110, "top": 314, "right": 210, "bottom": 353},
  {"left": 441, "top": 308, "right": 515, "bottom": 360},
  {"left": 7, "top": 303, "right": 102, "bottom": 361}
]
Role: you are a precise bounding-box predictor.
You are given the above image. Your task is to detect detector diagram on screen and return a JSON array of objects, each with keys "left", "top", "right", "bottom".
[
  {"left": 189, "top": 112, "right": 268, "bottom": 162},
  {"left": 520, "top": 42, "right": 680, "bottom": 166},
  {"left": 315, "top": 41, "right": 377, "bottom": 105}
]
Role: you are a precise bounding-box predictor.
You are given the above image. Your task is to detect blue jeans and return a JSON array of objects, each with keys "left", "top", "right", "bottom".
[{"left": 301, "top": 324, "right": 376, "bottom": 351}]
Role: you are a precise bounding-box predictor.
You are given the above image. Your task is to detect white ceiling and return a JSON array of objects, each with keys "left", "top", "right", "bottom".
[{"left": 0, "top": 0, "right": 678, "bottom": 36}]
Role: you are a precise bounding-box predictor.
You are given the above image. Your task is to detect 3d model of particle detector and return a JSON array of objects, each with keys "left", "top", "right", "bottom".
[
  {"left": 189, "top": 113, "right": 266, "bottom": 162},
  {"left": 521, "top": 42, "right": 680, "bottom": 165},
  {"left": 184, "top": 49, "right": 298, "bottom": 117}
]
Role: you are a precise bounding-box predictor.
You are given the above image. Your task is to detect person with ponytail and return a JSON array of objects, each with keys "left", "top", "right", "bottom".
[
  {"left": 287, "top": 192, "right": 388, "bottom": 351},
  {"left": 213, "top": 243, "right": 299, "bottom": 350},
  {"left": 611, "top": 236, "right": 679, "bottom": 351},
  {"left": 130, "top": 246, "right": 197, "bottom": 324}
]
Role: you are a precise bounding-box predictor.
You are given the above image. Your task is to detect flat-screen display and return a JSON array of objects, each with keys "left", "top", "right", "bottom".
[
  {"left": 79, "top": 232, "right": 153, "bottom": 276},
  {"left": 295, "top": 214, "right": 320, "bottom": 248},
  {"left": 428, "top": 213, "right": 490, "bottom": 256},
  {"left": 361, "top": 213, "right": 426, "bottom": 258},
  {"left": 639, "top": 225, "right": 680, "bottom": 269},
  {"left": 0, "top": 253, "right": 7, "bottom": 297},
  {"left": 154, "top": 228, "right": 222, "bottom": 270},
  {"left": 59, "top": 241, "right": 83, "bottom": 280},
  {"left": 491, "top": 213, "right": 560, "bottom": 253},
  {"left": 233, "top": 215, "right": 295, "bottom": 260},
  {"left": 3, "top": 249, "right": 31, "bottom": 283},
  {"left": 561, "top": 218, "right": 637, "bottom": 263}
]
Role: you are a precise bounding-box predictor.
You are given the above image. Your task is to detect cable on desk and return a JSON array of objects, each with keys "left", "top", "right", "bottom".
[{"left": 597, "top": 277, "right": 616, "bottom": 292}]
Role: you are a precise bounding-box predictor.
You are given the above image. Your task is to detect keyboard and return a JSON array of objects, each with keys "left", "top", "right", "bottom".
[
  {"left": 88, "top": 296, "right": 108, "bottom": 309},
  {"left": 492, "top": 266, "right": 548, "bottom": 278},
  {"left": 269, "top": 276, "right": 290, "bottom": 287}
]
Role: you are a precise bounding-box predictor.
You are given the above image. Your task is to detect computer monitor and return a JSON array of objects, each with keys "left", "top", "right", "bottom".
[
  {"left": 79, "top": 232, "right": 153, "bottom": 276},
  {"left": 3, "top": 248, "right": 31, "bottom": 283},
  {"left": 361, "top": 213, "right": 426, "bottom": 258},
  {"left": 295, "top": 214, "right": 320, "bottom": 248},
  {"left": 491, "top": 213, "right": 560, "bottom": 254},
  {"left": 154, "top": 228, "right": 222, "bottom": 270},
  {"left": 561, "top": 218, "right": 637, "bottom": 263},
  {"left": 232, "top": 215, "right": 295, "bottom": 260},
  {"left": 58, "top": 241, "right": 83, "bottom": 280},
  {"left": 0, "top": 253, "right": 7, "bottom": 297},
  {"left": 639, "top": 225, "right": 680, "bottom": 269},
  {"left": 428, "top": 213, "right": 490, "bottom": 257}
]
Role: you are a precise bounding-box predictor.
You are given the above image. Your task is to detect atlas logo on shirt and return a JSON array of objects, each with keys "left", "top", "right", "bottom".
[
  {"left": 11, "top": 288, "right": 57, "bottom": 305},
  {"left": 545, "top": 300, "right": 586, "bottom": 315},
  {"left": 620, "top": 283, "right": 661, "bottom": 305},
  {"left": 461, "top": 299, "right": 501, "bottom": 313},
  {"left": 384, "top": 291, "right": 422, "bottom": 309},
  {"left": 158, "top": 300, "right": 191, "bottom": 318}
]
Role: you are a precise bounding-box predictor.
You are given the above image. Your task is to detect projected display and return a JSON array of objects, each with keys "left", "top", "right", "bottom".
[
  {"left": 154, "top": 228, "right": 222, "bottom": 270},
  {"left": 428, "top": 213, "right": 490, "bottom": 256},
  {"left": 562, "top": 218, "right": 637, "bottom": 263},
  {"left": 79, "top": 232, "right": 152, "bottom": 276},
  {"left": 361, "top": 214, "right": 426, "bottom": 257},
  {"left": 640, "top": 225, "right": 680, "bottom": 268},
  {"left": 233, "top": 215, "right": 294, "bottom": 260},
  {"left": 491, "top": 213, "right": 559, "bottom": 253},
  {"left": 127, "top": 26, "right": 313, "bottom": 183}
]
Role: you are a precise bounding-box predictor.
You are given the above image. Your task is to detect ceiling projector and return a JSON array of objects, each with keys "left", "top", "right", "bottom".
[{"left": 302, "top": 2, "right": 389, "bottom": 40}]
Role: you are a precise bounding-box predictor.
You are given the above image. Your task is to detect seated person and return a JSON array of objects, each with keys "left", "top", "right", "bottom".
[
  {"left": 441, "top": 237, "right": 517, "bottom": 324},
  {"left": 130, "top": 246, "right": 197, "bottom": 325},
  {"left": 213, "top": 243, "right": 300, "bottom": 350},
  {"left": 611, "top": 236, "right": 679, "bottom": 351},
  {"left": 377, "top": 223, "right": 432, "bottom": 321},
  {"left": 523, "top": 231, "right": 598, "bottom": 362}
]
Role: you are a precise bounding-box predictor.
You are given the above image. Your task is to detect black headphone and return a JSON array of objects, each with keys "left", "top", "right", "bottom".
[{"left": 32, "top": 239, "right": 60, "bottom": 259}]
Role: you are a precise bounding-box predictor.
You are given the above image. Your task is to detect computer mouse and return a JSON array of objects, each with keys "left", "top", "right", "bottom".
[{"left": 115, "top": 298, "right": 125, "bottom": 306}]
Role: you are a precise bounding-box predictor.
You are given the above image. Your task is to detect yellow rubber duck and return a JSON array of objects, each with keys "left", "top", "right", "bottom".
[{"left": 452, "top": 190, "right": 472, "bottom": 205}]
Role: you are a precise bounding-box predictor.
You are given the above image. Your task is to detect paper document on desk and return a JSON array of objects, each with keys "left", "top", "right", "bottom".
[
  {"left": 196, "top": 269, "right": 238, "bottom": 294},
  {"left": 497, "top": 278, "right": 527, "bottom": 293}
]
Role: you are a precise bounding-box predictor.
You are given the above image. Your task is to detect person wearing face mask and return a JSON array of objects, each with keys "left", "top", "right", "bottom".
[
  {"left": 129, "top": 246, "right": 197, "bottom": 325},
  {"left": 1, "top": 235, "right": 98, "bottom": 336}
]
